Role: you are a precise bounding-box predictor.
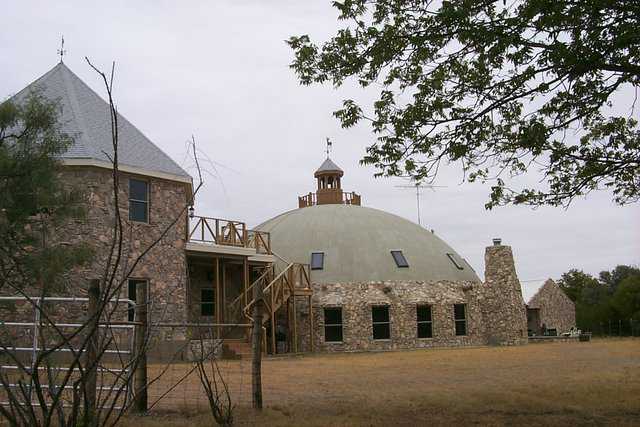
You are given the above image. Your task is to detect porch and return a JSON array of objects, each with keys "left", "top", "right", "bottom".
[{"left": 185, "top": 215, "right": 314, "bottom": 355}]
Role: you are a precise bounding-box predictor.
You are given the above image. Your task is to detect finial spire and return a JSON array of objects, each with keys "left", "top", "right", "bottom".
[
  {"left": 325, "top": 137, "right": 332, "bottom": 157},
  {"left": 57, "top": 36, "right": 66, "bottom": 63}
]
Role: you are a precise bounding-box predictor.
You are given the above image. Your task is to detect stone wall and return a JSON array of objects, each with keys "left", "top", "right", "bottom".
[
  {"left": 298, "top": 280, "right": 485, "bottom": 353},
  {"left": 480, "top": 244, "right": 529, "bottom": 345},
  {"left": 528, "top": 279, "right": 576, "bottom": 334},
  {"left": 294, "top": 242, "right": 530, "bottom": 353},
  {"left": 51, "top": 166, "right": 191, "bottom": 340}
]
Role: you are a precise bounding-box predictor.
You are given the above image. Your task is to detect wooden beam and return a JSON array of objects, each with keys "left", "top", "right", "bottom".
[
  {"left": 309, "top": 294, "right": 314, "bottom": 353},
  {"left": 270, "top": 287, "right": 276, "bottom": 355},
  {"left": 221, "top": 258, "right": 226, "bottom": 323},
  {"left": 292, "top": 295, "right": 298, "bottom": 353},
  {"left": 215, "top": 257, "right": 221, "bottom": 329}
]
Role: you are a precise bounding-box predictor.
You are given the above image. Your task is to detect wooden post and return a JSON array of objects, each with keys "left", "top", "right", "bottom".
[
  {"left": 243, "top": 258, "right": 249, "bottom": 316},
  {"left": 270, "top": 286, "right": 276, "bottom": 355},
  {"left": 215, "top": 258, "right": 221, "bottom": 326},
  {"left": 243, "top": 258, "right": 250, "bottom": 342},
  {"left": 251, "top": 283, "right": 263, "bottom": 409},
  {"left": 308, "top": 295, "right": 314, "bottom": 353},
  {"left": 292, "top": 295, "right": 298, "bottom": 353},
  {"left": 85, "top": 279, "right": 100, "bottom": 421},
  {"left": 133, "top": 282, "right": 148, "bottom": 413}
]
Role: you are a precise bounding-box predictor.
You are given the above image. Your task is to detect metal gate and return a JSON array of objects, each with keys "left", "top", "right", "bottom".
[{"left": 0, "top": 296, "right": 135, "bottom": 410}]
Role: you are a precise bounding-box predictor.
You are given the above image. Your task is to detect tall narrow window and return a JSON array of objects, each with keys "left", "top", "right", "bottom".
[
  {"left": 311, "top": 252, "right": 324, "bottom": 270},
  {"left": 417, "top": 305, "right": 433, "bottom": 338},
  {"left": 127, "top": 279, "right": 146, "bottom": 322},
  {"left": 390, "top": 250, "right": 409, "bottom": 268},
  {"left": 454, "top": 304, "right": 467, "bottom": 336},
  {"left": 324, "top": 307, "right": 343, "bottom": 342},
  {"left": 129, "top": 178, "right": 149, "bottom": 223},
  {"left": 372, "top": 306, "right": 391, "bottom": 340},
  {"left": 201, "top": 288, "right": 215, "bottom": 316}
]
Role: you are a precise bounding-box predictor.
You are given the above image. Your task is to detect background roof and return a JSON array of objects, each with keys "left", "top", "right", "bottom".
[
  {"left": 11, "top": 62, "right": 190, "bottom": 179},
  {"left": 257, "top": 204, "right": 481, "bottom": 283}
]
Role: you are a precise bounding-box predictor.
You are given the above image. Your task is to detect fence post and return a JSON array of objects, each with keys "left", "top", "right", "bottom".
[
  {"left": 134, "top": 282, "right": 148, "bottom": 413},
  {"left": 251, "top": 283, "right": 263, "bottom": 410},
  {"left": 85, "top": 279, "right": 100, "bottom": 421}
]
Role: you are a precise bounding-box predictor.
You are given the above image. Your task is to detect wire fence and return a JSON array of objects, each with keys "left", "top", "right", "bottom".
[
  {"left": 578, "top": 318, "right": 640, "bottom": 337},
  {"left": 143, "top": 324, "right": 253, "bottom": 414}
]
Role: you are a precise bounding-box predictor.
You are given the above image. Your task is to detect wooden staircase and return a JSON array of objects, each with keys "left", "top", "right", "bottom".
[{"left": 228, "top": 261, "right": 313, "bottom": 354}]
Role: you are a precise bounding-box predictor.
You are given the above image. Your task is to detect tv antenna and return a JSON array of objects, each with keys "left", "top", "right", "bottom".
[
  {"left": 57, "top": 36, "right": 66, "bottom": 63},
  {"left": 395, "top": 182, "right": 447, "bottom": 226}
]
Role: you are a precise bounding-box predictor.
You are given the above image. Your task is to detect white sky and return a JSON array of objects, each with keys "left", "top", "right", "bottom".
[{"left": 2, "top": 1, "right": 638, "bottom": 301}]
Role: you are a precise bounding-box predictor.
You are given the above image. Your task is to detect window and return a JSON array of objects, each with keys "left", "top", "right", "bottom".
[
  {"left": 129, "top": 179, "right": 149, "bottom": 223},
  {"left": 372, "top": 306, "right": 391, "bottom": 340},
  {"left": 324, "top": 307, "right": 343, "bottom": 342},
  {"left": 311, "top": 252, "right": 324, "bottom": 270},
  {"left": 390, "top": 250, "right": 409, "bottom": 268},
  {"left": 454, "top": 304, "right": 467, "bottom": 336},
  {"left": 127, "top": 279, "right": 146, "bottom": 322},
  {"left": 417, "top": 305, "right": 433, "bottom": 338},
  {"left": 446, "top": 253, "right": 464, "bottom": 270},
  {"left": 201, "top": 288, "right": 215, "bottom": 316}
]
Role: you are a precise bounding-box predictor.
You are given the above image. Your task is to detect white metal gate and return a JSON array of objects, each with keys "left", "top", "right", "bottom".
[{"left": 0, "top": 296, "right": 135, "bottom": 410}]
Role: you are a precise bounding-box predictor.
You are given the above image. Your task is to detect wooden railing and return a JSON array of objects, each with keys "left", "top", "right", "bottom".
[
  {"left": 188, "top": 215, "right": 271, "bottom": 254},
  {"left": 247, "top": 229, "right": 272, "bottom": 254},
  {"left": 298, "top": 190, "right": 361, "bottom": 208}
]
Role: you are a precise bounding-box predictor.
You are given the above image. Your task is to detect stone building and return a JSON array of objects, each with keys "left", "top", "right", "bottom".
[
  {"left": 256, "top": 158, "right": 529, "bottom": 352},
  {"left": 527, "top": 279, "right": 576, "bottom": 335},
  {"left": 7, "top": 62, "right": 277, "bottom": 357},
  {"left": 5, "top": 61, "right": 530, "bottom": 357}
]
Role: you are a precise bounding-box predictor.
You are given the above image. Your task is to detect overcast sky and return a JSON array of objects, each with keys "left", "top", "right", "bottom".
[{"left": 2, "top": 1, "right": 638, "bottom": 300}]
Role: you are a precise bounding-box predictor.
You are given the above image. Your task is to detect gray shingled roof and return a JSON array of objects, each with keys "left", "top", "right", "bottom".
[
  {"left": 10, "top": 62, "right": 190, "bottom": 179},
  {"left": 315, "top": 157, "right": 343, "bottom": 173}
]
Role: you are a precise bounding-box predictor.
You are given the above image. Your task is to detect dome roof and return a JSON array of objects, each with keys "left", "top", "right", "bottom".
[{"left": 256, "top": 204, "right": 480, "bottom": 283}]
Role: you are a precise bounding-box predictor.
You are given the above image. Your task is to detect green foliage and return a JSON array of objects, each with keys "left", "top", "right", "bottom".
[
  {"left": 610, "top": 275, "right": 640, "bottom": 320},
  {"left": 558, "top": 265, "right": 640, "bottom": 333},
  {"left": 558, "top": 269, "right": 599, "bottom": 302},
  {"left": 288, "top": 0, "right": 640, "bottom": 208},
  {"left": 0, "top": 93, "right": 92, "bottom": 294}
]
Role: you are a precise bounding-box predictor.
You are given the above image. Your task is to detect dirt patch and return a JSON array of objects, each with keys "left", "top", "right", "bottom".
[{"left": 124, "top": 338, "right": 640, "bottom": 426}]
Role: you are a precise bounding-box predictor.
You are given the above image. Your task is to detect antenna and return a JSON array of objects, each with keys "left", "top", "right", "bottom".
[
  {"left": 57, "top": 35, "right": 66, "bottom": 63},
  {"left": 395, "top": 182, "right": 447, "bottom": 226},
  {"left": 325, "top": 137, "right": 332, "bottom": 157}
]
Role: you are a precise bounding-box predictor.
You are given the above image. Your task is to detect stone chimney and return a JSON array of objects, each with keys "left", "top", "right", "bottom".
[{"left": 480, "top": 239, "right": 528, "bottom": 345}]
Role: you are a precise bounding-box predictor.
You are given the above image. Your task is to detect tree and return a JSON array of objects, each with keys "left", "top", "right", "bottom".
[
  {"left": 557, "top": 269, "right": 599, "bottom": 302},
  {"left": 599, "top": 264, "right": 640, "bottom": 294},
  {"left": 0, "top": 93, "right": 91, "bottom": 295},
  {"left": 610, "top": 275, "right": 640, "bottom": 319},
  {"left": 287, "top": 0, "right": 640, "bottom": 208}
]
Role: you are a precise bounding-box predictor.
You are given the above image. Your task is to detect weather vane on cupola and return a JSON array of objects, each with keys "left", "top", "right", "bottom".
[
  {"left": 57, "top": 36, "right": 66, "bottom": 63},
  {"left": 325, "top": 137, "right": 333, "bottom": 157}
]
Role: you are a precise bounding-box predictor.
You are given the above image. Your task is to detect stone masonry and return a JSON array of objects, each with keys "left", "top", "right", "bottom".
[
  {"left": 480, "top": 244, "right": 529, "bottom": 345},
  {"left": 528, "top": 279, "right": 576, "bottom": 334},
  {"left": 56, "top": 166, "right": 191, "bottom": 343},
  {"left": 294, "top": 243, "right": 529, "bottom": 352}
]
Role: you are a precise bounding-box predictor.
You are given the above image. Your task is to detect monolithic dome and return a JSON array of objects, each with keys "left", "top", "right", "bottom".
[
  {"left": 257, "top": 204, "right": 481, "bottom": 284},
  {"left": 256, "top": 157, "right": 529, "bottom": 352}
]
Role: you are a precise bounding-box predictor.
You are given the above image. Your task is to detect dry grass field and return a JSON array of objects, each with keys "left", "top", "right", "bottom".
[{"left": 123, "top": 338, "right": 640, "bottom": 426}]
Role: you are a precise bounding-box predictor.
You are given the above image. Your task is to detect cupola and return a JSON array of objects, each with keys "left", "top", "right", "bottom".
[{"left": 298, "top": 157, "right": 361, "bottom": 208}]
